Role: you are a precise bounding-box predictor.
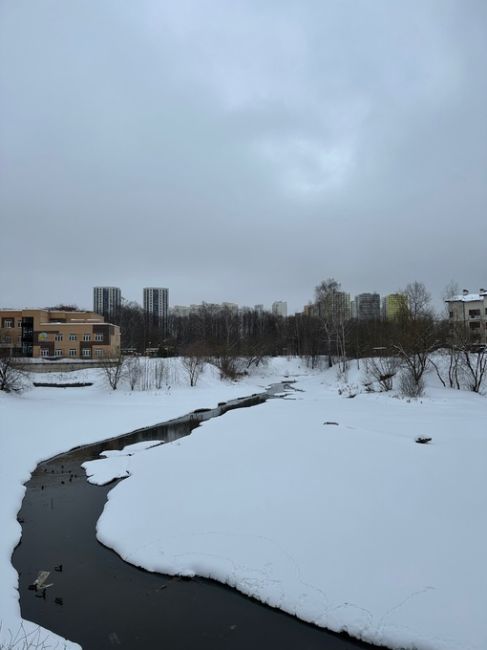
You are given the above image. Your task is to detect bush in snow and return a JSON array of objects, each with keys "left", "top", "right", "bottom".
[
  {"left": 0, "top": 622, "right": 58, "bottom": 649},
  {"left": 212, "top": 353, "right": 246, "bottom": 381},
  {"left": 459, "top": 347, "right": 487, "bottom": 393},
  {"left": 0, "top": 354, "right": 25, "bottom": 393},
  {"left": 154, "top": 359, "right": 169, "bottom": 390},
  {"left": 364, "top": 356, "right": 400, "bottom": 392},
  {"left": 126, "top": 356, "right": 142, "bottom": 391},
  {"left": 399, "top": 367, "right": 425, "bottom": 398},
  {"left": 181, "top": 344, "right": 205, "bottom": 387},
  {"left": 100, "top": 355, "right": 126, "bottom": 390},
  {"left": 337, "top": 383, "right": 359, "bottom": 398}
]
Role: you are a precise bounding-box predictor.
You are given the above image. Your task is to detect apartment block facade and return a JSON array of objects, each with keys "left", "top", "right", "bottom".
[
  {"left": 381, "top": 293, "right": 407, "bottom": 320},
  {"left": 93, "top": 286, "right": 121, "bottom": 320},
  {"left": 272, "top": 301, "right": 288, "bottom": 317},
  {"left": 353, "top": 293, "right": 381, "bottom": 320},
  {"left": 143, "top": 287, "right": 169, "bottom": 334},
  {"left": 316, "top": 291, "right": 351, "bottom": 321},
  {"left": 0, "top": 309, "right": 120, "bottom": 359}
]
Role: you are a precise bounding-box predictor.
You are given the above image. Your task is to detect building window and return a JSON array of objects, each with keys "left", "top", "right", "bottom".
[
  {"left": 69, "top": 334, "right": 77, "bottom": 341},
  {"left": 82, "top": 348, "right": 91, "bottom": 358},
  {"left": 69, "top": 349, "right": 77, "bottom": 357},
  {"left": 449, "top": 311, "right": 453, "bottom": 319},
  {"left": 40, "top": 348, "right": 50, "bottom": 357},
  {"left": 94, "top": 348, "right": 104, "bottom": 357},
  {"left": 83, "top": 334, "right": 91, "bottom": 342},
  {"left": 55, "top": 349, "right": 63, "bottom": 357},
  {"left": 469, "top": 321, "right": 481, "bottom": 329},
  {"left": 94, "top": 333, "right": 104, "bottom": 342},
  {"left": 55, "top": 334, "right": 63, "bottom": 341},
  {"left": 469, "top": 309, "right": 481, "bottom": 318},
  {"left": 3, "top": 335, "right": 11, "bottom": 343},
  {"left": 17, "top": 320, "right": 22, "bottom": 328},
  {"left": 3, "top": 319, "right": 14, "bottom": 328}
]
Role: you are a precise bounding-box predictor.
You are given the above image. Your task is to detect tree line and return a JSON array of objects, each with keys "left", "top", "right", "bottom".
[{"left": 109, "top": 280, "right": 447, "bottom": 364}]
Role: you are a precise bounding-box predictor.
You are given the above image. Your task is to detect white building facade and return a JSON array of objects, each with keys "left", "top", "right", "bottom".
[
  {"left": 272, "top": 301, "right": 288, "bottom": 317},
  {"left": 445, "top": 289, "right": 487, "bottom": 343}
]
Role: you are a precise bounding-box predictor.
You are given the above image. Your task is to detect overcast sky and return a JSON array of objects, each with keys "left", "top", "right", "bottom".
[{"left": 1, "top": 1, "right": 486, "bottom": 313}]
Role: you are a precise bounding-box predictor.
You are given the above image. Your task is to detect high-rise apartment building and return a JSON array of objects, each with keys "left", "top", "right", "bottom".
[
  {"left": 316, "top": 291, "right": 351, "bottom": 321},
  {"left": 354, "top": 293, "right": 381, "bottom": 320},
  {"left": 272, "top": 301, "right": 288, "bottom": 317},
  {"left": 381, "top": 293, "right": 407, "bottom": 320},
  {"left": 143, "top": 287, "right": 169, "bottom": 334},
  {"left": 93, "top": 287, "right": 121, "bottom": 321}
]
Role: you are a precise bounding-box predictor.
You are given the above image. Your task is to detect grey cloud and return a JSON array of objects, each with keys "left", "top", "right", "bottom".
[{"left": 1, "top": 1, "right": 486, "bottom": 312}]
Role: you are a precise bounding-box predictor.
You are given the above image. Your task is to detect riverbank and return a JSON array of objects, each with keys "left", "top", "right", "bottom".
[
  {"left": 2, "top": 357, "right": 487, "bottom": 650},
  {"left": 0, "top": 357, "right": 305, "bottom": 649},
  {"left": 86, "top": 367, "right": 487, "bottom": 650}
]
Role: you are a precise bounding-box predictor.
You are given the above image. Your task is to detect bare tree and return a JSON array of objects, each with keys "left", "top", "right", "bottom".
[
  {"left": 429, "top": 347, "right": 461, "bottom": 389},
  {"left": 0, "top": 353, "right": 25, "bottom": 392},
  {"left": 393, "top": 281, "right": 438, "bottom": 397},
  {"left": 100, "top": 354, "right": 125, "bottom": 390},
  {"left": 399, "top": 369, "right": 425, "bottom": 398},
  {"left": 181, "top": 344, "right": 204, "bottom": 387},
  {"left": 126, "top": 356, "right": 142, "bottom": 391},
  {"left": 244, "top": 342, "right": 267, "bottom": 370},
  {"left": 211, "top": 342, "right": 246, "bottom": 381},
  {"left": 45, "top": 304, "right": 80, "bottom": 312},
  {"left": 459, "top": 347, "right": 487, "bottom": 393},
  {"left": 364, "top": 355, "right": 401, "bottom": 392},
  {"left": 404, "top": 281, "right": 433, "bottom": 319},
  {"left": 429, "top": 321, "right": 463, "bottom": 389},
  {"left": 315, "top": 278, "right": 349, "bottom": 369},
  {"left": 154, "top": 359, "right": 168, "bottom": 389}
]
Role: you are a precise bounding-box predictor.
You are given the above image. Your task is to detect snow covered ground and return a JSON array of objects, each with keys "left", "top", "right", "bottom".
[
  {"left": 84, "top": 364, "right": 487, "bottom": 650},
  {"left": 0, "top": 357, "right": 299, "bottom": 649}
]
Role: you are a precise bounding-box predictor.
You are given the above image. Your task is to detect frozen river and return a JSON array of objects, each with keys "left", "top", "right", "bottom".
[{"left": 13, "top": 390, "right": 382, "bottom": 650}]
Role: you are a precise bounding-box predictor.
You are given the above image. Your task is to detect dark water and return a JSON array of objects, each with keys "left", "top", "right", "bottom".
[{"left": 13, "top": 388, "right": 385, "bottom": 650}]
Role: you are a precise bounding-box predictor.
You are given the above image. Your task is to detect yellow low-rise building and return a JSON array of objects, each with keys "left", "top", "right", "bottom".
[{"left": 0, "top": 309, "right": 120, "bottom": 359}]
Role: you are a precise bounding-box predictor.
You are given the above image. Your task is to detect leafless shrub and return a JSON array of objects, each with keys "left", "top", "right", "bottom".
[
  {"left": 429, "top": 348, "right": 462, "bottom": 389},
  {"left": 100, "top": 354, "right": 125, "bottom": 390},
  {"left": 0, "top": 354, "right": 25, "bottom": 393},
  {"left": 244, "top": 344, "right": 267, "bottom": 370},
  {"left": 399, "top": 368, "right": 425, "bottom": 398},
  {"left": 364, "top": 356, "right": 400, "bottom": 392},
  {"left": 154, "top": 359, "right": 168, "bottom": 389},
  {"left": 212, "top": 355, "right": 246, "bottom": 381},
  {"left": 181, "top": 344, "right": 205, "bottom": 387},
  {"left": 362, "top": 380, "right": 375, "bottom": 393},
  {"left": 337, "top": 383, "right": 359, "bottom": 398},
  {"left": 0, "top": 622, "right": 67, "bottom": 649},
  {"left": 126, "top": 356, "right": 142, "bottom": 391},
  {"left": 459, "top": 348, "right": 487, "bottom": 393}
]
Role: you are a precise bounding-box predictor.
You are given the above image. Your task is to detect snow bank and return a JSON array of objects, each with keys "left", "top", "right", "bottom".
[
  {"left": 86, "top": 370, "right": 487, "bottom": 650},
  {"left": 0, "top": 357, "right": 304, "bottom": 649}
]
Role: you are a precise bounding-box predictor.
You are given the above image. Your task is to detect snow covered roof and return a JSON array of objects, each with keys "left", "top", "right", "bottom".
[{"left": 446, "top": 292, "right": 487, "bottom": 303}]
